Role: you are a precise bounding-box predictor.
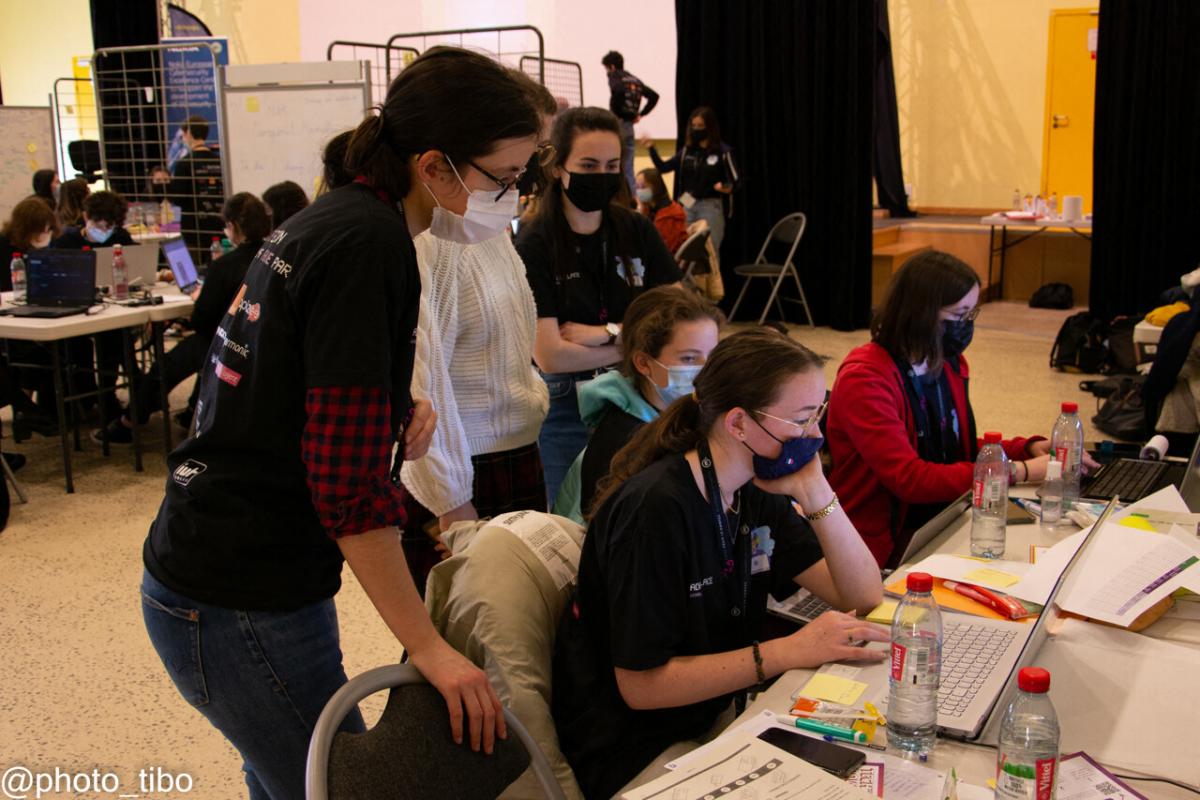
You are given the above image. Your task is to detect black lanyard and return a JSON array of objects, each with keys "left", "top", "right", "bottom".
[
  {"left": 697, "top": 440, "right": 751, "bottom": 621},
  {"left": 896, "top": 357, "right": 953, "bottom": 464}
]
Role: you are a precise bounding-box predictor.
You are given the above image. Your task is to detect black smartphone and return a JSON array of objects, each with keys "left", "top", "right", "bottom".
[{"left": 756, "top": 727, "right": 866, "bottom": 779}]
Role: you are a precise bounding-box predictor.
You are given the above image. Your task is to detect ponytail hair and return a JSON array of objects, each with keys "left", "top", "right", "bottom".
[
  {"left": 590, "top": 328, "right": 824, "bottom": 517},
  {"left": 345, "top": 47, "right": 540, "bottom": 200}
]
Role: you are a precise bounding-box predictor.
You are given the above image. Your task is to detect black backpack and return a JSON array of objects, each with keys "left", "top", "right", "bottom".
[
  {"left": 1050, "top": 312, "right": 1109, "bottom": 373},
  {"left": 1030, "top": 282, "right": 1074, "bottom": 309},
  {"left": 1089, "top": 375, "right": 1149, "bottom": 441}
]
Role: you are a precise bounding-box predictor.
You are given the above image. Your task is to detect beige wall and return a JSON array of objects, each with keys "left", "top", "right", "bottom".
[
  {"left": 889, "top": 0, "right": 1095, "bottom": 210},
  {"left": 173, "top": 0, "right": 300, "bottom": 64},
  {"left": 0, "top": 0, "right": 93, "bottom": 106}
]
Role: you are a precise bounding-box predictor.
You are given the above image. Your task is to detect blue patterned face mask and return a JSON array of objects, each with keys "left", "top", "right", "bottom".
[
  {"left": 85, "top": 224, "right": 113, "bottom": 244},
  {"left": 743, "top": 413, "right": 824, "bottom": 480}
]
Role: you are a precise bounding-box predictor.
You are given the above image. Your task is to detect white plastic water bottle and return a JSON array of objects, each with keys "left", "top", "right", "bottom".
[
  {"left": 996, "top": 667, "right": 1061, "bottom": 800},
  {"left": 10, "top": 252, "right": 26, "bottom": 303},
  {"left": 210, "top": 236, "right": 223, "bottom": 264},
  {"left": 111, "top": 244, "right": 129, "bottom": 301},
  {"left": 971, "top": 432, "right": 1009, "bottom": 558},
  {"left": 1040, "top": 460, "right": 1063, "bottom": 527},
  {"left": 888, "top": 572, "right": 942, "bottom": 755},
  {"left": 1012, "top": 189, "right": 1022, "bottom": 210},
  {"left": 1050, "top": 403, "right": 1084, "bottom": 509}
]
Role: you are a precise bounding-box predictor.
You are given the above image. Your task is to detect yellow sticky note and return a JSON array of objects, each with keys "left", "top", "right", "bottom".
[
  {"left": 799, "top": 673, "right": 868, "bottom": 706},
  {"left": 1119, "top": 515, "right": 1159, "bottom": 532},
  {"left": 866, "top": 599, "right": 898, "bottom": 625},
  {"left": 245, "top": 96, "right": 260, "bottom": 113},
  {"left": 963, "top": 568, "right": 1019, "bottom": 589},
  {"left": 26, "top": 142, "right": 37, "bottom": 153}
]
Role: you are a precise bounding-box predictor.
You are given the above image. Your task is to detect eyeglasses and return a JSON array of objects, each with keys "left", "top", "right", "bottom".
[
  {"left": 534, "top": 143, "right": 557, "bottom": 167},
  {"left": 465, "top": 159, "right": 528, "bottom": 202},
  {"left": 753, "top": 397, "right": 828, "bottom": 437},
  {"left": 944, "top": 305, "right": 981, "bottom": 323}
]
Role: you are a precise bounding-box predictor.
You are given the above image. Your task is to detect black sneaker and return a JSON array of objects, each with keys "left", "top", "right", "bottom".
[{"left": 91, "top": 418, "right": 134, "bottom": 445}]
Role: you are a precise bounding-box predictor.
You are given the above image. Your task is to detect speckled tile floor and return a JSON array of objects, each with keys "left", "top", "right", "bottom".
[{"left": 0, "top": 302, "right": 1095, "bottom": 799}]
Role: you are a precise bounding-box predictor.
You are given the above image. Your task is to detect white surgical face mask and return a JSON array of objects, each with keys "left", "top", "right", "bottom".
[
  {"left": 425, "top": 157, "right": 519, "bottom": 245},
  {"left": 650, "top": 357, "right": 702, "bottom": 407}
]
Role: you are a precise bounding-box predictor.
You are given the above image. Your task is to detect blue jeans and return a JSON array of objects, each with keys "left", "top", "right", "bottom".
[
  {"left": 140, "top": 569, "right": 365, "bottom": 800},
  {"left": 620, "top": 119, "right": 636, "bottom": 196},
  {"left": 538, "top": 371, "right": 594, "bottom": 506},
  {"left": 686, "top": 197, "right": 726, "bottom": 255}
]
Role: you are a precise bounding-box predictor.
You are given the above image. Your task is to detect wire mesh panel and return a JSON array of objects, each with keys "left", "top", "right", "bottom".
[
  {"left": 518, "top": 55, "right": 583, "bottom": 108},
  {"left": 92, "top": 43, "right": 225, "bottom": 265},
  {"left": 384, "top": 26, "right": 545, "bottom": 82},
  {"left": 52, "top": 77, "right": 100, "bottom": 183},
  {"left": 326, "top": 41, "right": 417, "bottom": 105}
]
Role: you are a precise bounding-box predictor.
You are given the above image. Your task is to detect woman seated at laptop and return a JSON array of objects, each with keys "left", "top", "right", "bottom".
[
  {"left": 0, "top": 198, "right": 62, "bottom": 440},
  {"left": 552, "top": 329, "right": 886, "bottom": 799},
  {"left": 826, "top": 251, "right": 1096, "bottom": 569},
  {"left": 95, "top": 193, "right": 271, "bottom": 444}
]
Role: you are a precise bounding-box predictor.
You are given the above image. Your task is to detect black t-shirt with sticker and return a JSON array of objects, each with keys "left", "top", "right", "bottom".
[
  {"left": 516, "top": 211, "right": 680, "bottom": 326},
  {"left": 143, "top": 183, "right": 420, "bottom": 612},
  {"left": 552, "top": 454, "right": 824, "bottom": 798}
]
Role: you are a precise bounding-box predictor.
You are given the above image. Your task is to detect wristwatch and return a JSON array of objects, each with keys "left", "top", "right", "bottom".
[{"left": 605, "top": 322, "right": 621, "bottom": 345}]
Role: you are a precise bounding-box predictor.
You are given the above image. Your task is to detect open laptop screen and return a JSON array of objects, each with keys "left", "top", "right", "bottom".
[
  {"left": 162, "top": 237, "right": 198, "bottom": 291},
  {"left": 25, "top": 250, "right": 96, "bottom": 307},
  {"left": 1179, "top": 435, "right": 1200, "bottom": 512}
]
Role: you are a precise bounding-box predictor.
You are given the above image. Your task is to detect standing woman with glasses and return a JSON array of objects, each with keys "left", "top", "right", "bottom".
[
  {"left": 140, "top": 48, "right": 542, "bottom": 798},
  {"left": 826, "top": 251, "right": 1076, "bottom": 568},
  {"left": 398, "top": 75, "right": 559, "bottom": 583},
  {"left": 516, "top": 107, "right": 681, "bottom": 504},
  {"left": 552, "top": 329, "right": 885, "bottom": 799}
]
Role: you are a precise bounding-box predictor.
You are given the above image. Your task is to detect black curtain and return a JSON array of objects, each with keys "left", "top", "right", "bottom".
[
  {"left": 1090, "top": 1, "right": 1200, "bottom": 319},
  {"left": 675, "top": 0, "right": 875, "bottom": 331},
  {"left": 873, "top": 1, "right": 912, "bottom": 218},
  {"left": 89, "top": 0, "right": 162, "bottom": 196}
]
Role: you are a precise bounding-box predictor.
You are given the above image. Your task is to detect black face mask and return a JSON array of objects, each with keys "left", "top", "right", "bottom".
[
  {"left": 564, "top": 172, "right": 621, "bottom": 212},
  {"left": 515, "top": 152, "right": 541, "bottom": 197},
  {"left": 942, "top": 319, "right": 975, "bottom": 359},
  {"left": 689, "top": 128, "right": 707, "bottom": 147}
]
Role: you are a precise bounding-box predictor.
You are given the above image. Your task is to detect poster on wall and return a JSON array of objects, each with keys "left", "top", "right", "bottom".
[{"left": 162, "top": 37, "right": 228, "bottom": 172}]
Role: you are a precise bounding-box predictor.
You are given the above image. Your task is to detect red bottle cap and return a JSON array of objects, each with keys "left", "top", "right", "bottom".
[
  {"left": 1018, "top": 667, "right": 1051, "bottom": 693},
  {"left": 984, "top": 431, "right": 1003, "bottom": 444},
  {"left": 12, "top": 252, "right": 20, "bottom": 257},
  {"left": 212, "top": 236, "right": 220, "bottom": 241},
  {"left": 1061, "top": 402, "right": 1078, "bottom": 413},
  {"left": 907, "top": 572, "right": 933, "bottom": 593}
]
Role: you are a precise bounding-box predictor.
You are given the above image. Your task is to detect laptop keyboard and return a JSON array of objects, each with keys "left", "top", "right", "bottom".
[
  {"left": 938, "top": 622, "right": 1019, "bottom": 717},
  {"left": 1085, "top": 459, "right": 1167, "bottom": 502}
]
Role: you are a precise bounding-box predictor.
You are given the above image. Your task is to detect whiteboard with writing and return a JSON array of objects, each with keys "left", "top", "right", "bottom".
[
  {"left": 222, "top": 84, "right": 368, "bottom": 198},
  {"left": 0, "top": 107, "right": 57, "bottom": 224}
]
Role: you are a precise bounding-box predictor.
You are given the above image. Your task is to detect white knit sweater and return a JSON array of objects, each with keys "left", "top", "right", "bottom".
[{"left": 400, "top": 231, "right": 549, "bottom": 516}]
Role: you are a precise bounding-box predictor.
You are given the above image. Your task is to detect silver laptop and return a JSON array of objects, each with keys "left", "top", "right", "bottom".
[
  {"left": 837, "top": 498, "right": 1116, "bottom": 741},
  {"left": 768, "top": 492, "right": 972, "bottom": 625},
  {"left": 93, "top": 244, "right": 159, "bottom": 289}
]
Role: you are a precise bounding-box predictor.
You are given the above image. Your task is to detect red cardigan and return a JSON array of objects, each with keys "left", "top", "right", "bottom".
[{"left": 827, "top": 342, "right": 1039, "bottom": 566}]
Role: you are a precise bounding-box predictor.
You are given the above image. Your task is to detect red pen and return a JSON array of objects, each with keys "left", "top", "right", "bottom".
[{"left": 942, "top": 580, "right": 1026, "bottom": 619}]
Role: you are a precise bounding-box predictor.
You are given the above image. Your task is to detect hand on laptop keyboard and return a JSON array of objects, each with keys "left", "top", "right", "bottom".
[{"left": 775, "top": 611, "right": 890, "bottom": 670}]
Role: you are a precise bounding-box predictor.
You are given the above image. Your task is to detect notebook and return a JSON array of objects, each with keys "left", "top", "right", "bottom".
[
  {"left": 9, "top": 250, "right": 96, "bottom": 317},
  {"left": 93, "top": 244, "right": 159, "bottom": 289},
  {"left": 161, "top": 237, "right": 199, "bottom": 293},
  {"left": 808, "top": 499, "right": 1115, "bottom": 742}
]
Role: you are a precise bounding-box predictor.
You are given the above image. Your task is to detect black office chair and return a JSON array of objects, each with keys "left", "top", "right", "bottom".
[
  {"left": 728, "top": 212, "right": 812, "bottom": 326},
  {"left": 306, "top": 664, "right": 567, "bottom": 800},
  {"left": 68, "top": 140, "right": 103, "bottom": 185},
  {"left": 674, "top": 227, "right": 712, "bottom": 290}
]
